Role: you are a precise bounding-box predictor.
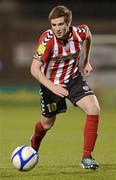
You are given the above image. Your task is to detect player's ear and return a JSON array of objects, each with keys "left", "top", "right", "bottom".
[
  {"left": 67, "top": 18, "right": 72, "bottom": 27},
  {"left": 66, "top": 20, "right": 71, "bottom": 27}
]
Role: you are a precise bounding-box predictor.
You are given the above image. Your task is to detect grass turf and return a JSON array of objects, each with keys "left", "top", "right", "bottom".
[{"left": 0, "top": 105, "right": 116, "bottom": 180}]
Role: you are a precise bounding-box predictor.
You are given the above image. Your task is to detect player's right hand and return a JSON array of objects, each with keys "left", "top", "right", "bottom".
[{"left": 51, "top": 84, "right": 69, "bottom": 97}]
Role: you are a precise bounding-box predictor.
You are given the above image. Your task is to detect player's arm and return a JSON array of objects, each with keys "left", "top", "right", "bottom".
[
  {"left": 31, "top": 59, "right": 68, "bottom": 97},
  {"left": 83, "top": 28, "right": 92, "bottom": 76}
]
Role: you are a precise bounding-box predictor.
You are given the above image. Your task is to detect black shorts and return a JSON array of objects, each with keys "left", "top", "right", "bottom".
[{"left": 39, "top": 73, "right": 94, "bottom": 117}]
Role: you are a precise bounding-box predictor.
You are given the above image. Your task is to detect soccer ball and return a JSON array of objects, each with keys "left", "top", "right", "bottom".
[{"left": 11, "top": 145, "right": 38, "bottom": 171}]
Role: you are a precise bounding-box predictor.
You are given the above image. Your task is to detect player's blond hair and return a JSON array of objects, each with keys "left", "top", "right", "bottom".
[{"left": 48, "top": 5, "right": 72, "bottom": 25}]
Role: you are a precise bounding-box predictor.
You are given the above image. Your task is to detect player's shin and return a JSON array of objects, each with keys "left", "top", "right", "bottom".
[
  {"left": 31, "top": 121, "right": 48, "bottom": 151},
  {"left": 83, "top": 114, "right": 99, "bottom": 157}
]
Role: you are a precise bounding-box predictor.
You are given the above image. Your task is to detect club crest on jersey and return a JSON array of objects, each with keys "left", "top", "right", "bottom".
[
  {"left": 37, "top": 44, "right": 46, "bottom": 54},
  {"left": 83, "top": 86, "right": 89, "bottom": 91}
]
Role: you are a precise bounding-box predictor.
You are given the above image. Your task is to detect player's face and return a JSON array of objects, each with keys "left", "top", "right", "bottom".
[{"left": 51, "top": 17, "right": 69, "bottom": 39}]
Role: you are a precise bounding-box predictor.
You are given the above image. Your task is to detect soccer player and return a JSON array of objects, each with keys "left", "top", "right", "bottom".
[{"left": 30, "top": 5, "right": 100, "bottom": 170}]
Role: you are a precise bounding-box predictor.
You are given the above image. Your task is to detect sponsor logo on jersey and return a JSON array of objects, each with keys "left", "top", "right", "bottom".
[
  {"left": 51, "top": 52, "right": 79, "bottom": 62},
  {"left": 37, "top": 44, "right": 46, "bottom": 54}
]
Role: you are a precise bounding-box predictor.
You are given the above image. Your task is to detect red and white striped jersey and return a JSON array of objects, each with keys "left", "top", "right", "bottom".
[{"left": 34, "top": 24, "right": 89, "bottom": 84}]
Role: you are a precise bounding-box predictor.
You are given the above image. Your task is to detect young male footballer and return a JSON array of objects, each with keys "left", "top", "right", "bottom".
[{"left": 30, "top": 5, "right": 100, "bottom": 170}]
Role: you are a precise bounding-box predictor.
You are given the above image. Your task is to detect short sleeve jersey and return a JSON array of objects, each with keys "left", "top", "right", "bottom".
[{"left": 33, "top": 24, "right": 89, "bottom": 84}]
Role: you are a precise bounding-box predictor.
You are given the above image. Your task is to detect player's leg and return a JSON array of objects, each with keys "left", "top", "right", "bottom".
[
  {"left": 76, "top": 95, "right": 100, "bottom": 169},
  {"left": 31, "top": 84, "right": 67, "bottom": 152},
  {"left": 67, "top": 74, "right": 100, "bottom": 169},
  {"left": 76, "top": 94, "right": 100, "bottom": 115},
  {"left": 31, "top": 115, "right": 56, "bottom": 151}
]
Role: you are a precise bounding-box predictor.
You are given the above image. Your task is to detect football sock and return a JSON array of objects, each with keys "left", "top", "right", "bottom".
[
  {"left": 83, "top": 114, "right": 99, "bottom": 158},
  {"left": 31, "top": 122, "right": 48, "bottom": 151}
]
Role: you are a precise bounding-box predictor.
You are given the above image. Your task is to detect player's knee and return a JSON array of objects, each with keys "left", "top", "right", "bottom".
[
  {"left": 93, "top": 106, "right": 100, "bottom": 115},
  {"left": 41, "top": 115, "right": 56, "bottom": 130},
  {"left": 87, "top": 104, "right": 100, "bottom": 115},
  {"left": 43, "top": 122, "right": 54, "bottom": 130}
]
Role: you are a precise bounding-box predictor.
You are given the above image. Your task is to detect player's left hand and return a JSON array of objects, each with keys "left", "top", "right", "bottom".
[{"left": 83, "top": 62, "right": 92, "bottom": 76}]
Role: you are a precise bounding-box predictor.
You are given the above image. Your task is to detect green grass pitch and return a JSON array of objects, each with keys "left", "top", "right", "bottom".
[{"left": 0, "top": 105, "right": 116, "bottom": 180}]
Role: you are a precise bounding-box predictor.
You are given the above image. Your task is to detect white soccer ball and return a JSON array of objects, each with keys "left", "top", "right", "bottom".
[{"left": 11, "top": 145, "right": 38, "bottom": 171}]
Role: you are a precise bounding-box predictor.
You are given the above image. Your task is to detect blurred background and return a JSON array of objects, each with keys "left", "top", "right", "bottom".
[{"left": 0, "top": 0, "right": 116, "bottom": 107}]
